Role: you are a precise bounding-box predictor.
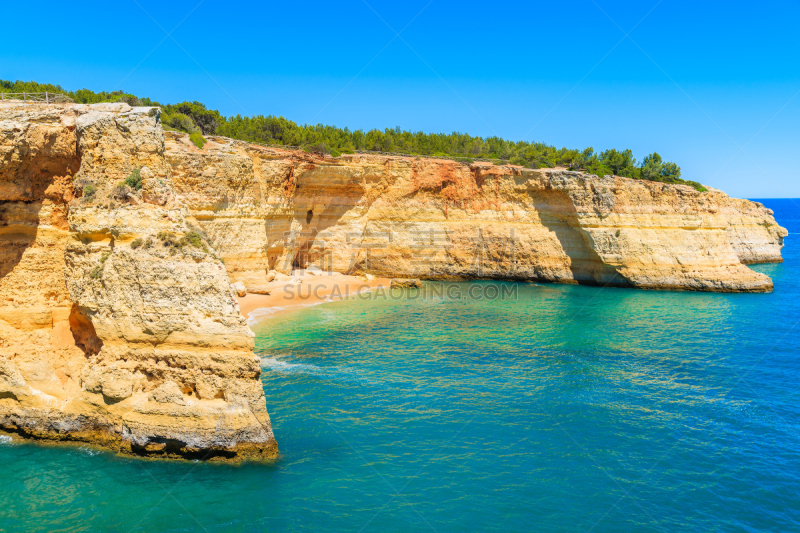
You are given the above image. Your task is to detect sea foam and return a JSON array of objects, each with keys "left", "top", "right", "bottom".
[{"left": 260, "top": 357, "right": 324, "bottom": 374}]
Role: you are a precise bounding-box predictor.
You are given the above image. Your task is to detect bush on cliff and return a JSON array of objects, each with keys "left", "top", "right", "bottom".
[
  {"left": 304, "top": 142, "right": 330, "bottom": 157},
  {"left": 163, "top": 112, "right": 196, "bottom": 133},
  {"left": 170, "top": 101, "right": 221, "bottom": 134},
  {"left": 184, "top": 231, "right": 203, "bottom": 248},
  {"left": 125, "top": 169, "right": 142, "bottom": 190},
  {"left": 189, "top": 131, "right": 207, "bottom": 149},
  {"left": 1, "top": 78, "right": 707, "bottom": 191}
]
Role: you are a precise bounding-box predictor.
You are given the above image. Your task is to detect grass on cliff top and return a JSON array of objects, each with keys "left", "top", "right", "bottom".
[
  {"left": 1, "top": 78, "right": 706, "bottom": 192},
  {"left": 189, "top": 132, "right": 206, "bottom": 149}
]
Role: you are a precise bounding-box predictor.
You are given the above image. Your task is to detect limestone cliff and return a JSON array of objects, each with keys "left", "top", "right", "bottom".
[
  {"left": 0, "top": 101, "right": 788, "bottom": 460},
  {"left": 165, "top": 133, "right": 786, "bottom": 293},
  {"left": 0, "top": 102, "right": 277, "bottom": 460}
]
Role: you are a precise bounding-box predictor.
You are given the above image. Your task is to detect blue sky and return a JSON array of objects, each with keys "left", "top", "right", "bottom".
[{"left": 3, "top": 0, "right": 799, "bottom": 197}]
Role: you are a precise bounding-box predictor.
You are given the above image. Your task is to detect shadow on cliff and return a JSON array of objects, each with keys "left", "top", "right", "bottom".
[
  {"left": 0, "top": 226, "right": 35, "bottom": 280},
  {"left": 530, "top": 189, "right": 629, "bottom": 288},
  {"left": 1, "top": 129, "right": 80, "bottom": 305},
  {"left": 266, "top": 164, "right": 360, "bottom": 271},
  {"left": 290, "top": 202, "right": 351, "bottom": 270},
  {"left": 69, "top": 304, "right": 104, "bottom": 355}
]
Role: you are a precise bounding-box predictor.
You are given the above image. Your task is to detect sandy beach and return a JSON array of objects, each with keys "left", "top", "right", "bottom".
[{"left": 237, "top": 273, "right": 393, "bottom": 325}]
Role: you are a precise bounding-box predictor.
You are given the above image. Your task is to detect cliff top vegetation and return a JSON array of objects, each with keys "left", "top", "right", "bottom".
[{"left": 0, "top": 79, "right": 706, "bottom": 191}]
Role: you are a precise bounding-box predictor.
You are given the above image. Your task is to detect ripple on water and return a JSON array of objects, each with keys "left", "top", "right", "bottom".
[{"left": 0, "top": 200, "right": 798, "bottom": 532}]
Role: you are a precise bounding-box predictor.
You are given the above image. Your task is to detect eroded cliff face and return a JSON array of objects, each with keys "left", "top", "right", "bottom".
[
  {"left": 165, "top": 132, "right": 786, "bottom": 293},
  {"left": 0, "top": 102, "right": 277, "bottom": 460},
  {"left": 0, "top": 102, "right": 788, "bottom": 459}
]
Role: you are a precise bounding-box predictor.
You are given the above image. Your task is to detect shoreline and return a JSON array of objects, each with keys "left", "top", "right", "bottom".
[{"left": 237, "top": 273, "right": 393, "bottom": 325}]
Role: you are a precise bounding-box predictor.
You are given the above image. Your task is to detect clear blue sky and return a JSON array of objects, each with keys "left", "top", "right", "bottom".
[{"left": 3, "top": 1, "right": 799, "bottom": 198}]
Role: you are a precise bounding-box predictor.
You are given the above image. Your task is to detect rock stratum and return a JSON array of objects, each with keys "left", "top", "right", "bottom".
[
  {"left": 0, "top": 102, "right": 275, "bottom": 461},
  {"left": 0, "top": 102, "right": 787, "bottom": 460},
  {"left": 165, "top": 129, "right": 786, "bottom": 293}
]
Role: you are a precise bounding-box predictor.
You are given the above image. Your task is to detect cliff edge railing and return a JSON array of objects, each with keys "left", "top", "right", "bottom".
[{"left": 0, "top": 92, "right": 72, "bottom": 103}]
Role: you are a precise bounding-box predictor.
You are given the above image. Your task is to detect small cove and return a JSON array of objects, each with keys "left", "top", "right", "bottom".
[{"left": 1, "top": 199, "right": 797, "bottom": 533}]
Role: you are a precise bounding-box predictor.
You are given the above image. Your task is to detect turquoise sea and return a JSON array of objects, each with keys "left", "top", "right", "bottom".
[{"left": 1, "top": 199, "right": 798, "bottom": 532}]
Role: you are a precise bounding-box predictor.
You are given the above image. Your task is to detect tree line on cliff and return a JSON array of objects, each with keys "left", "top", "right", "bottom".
[{"left": 1, "top": 79, "right": 706, "bottom": 191}]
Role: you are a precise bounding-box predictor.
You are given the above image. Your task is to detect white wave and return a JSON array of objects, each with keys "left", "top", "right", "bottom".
[
  {"left": 0, "top": 435, "right": 12, "bottom": 444},
  {"left": 260, "top": 356, "right": 323, "bottom": 374},
  {"left": 79, "top": 445, "right": 100, "bottom": 456},
  {"left": 247, "top": 306, "right": 288, "bottom": 326}
]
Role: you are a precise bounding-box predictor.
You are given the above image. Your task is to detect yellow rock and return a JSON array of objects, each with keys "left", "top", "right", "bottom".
[
  {"left": 166, "top": 133, "right": 787, "bottom": 293},
  {"left": 0, "top": 101, "right": 277, "bottom": 461},
  {"left": 0, "top": 99, "right": 788, "bottom": 462}
]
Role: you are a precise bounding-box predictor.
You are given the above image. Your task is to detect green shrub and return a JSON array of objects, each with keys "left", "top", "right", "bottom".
[
  {"left": 83, "top": 184, "right": 97, "bottom": 197},
  {"left": 185, "top": 231, "right": 203, "bottom": 248},
  {"left": 190, "top": 131, "right": 206, "bottom": 149},
  {"left": 685, "top": 181, "right": 708, "bottom": 192},
  {"left": 125, "top": 169, "right": 142, "bottom": 190},
  {"left": 168, "top": 101, "right": 221, "bottom": 134},
  {"left": 131, "top": 238, "right": 143, "bottom": 249},
  {"left": 158, "top": 231, "right": 206, "bottom": 250},
  {"left": 90, "top": 266, "right": 102, "bottom": 279},
  {"left": 305, "top": 142, "right": 330, "bottom": 157},
  {"left": 184, "top": 231, "right": 209, "bottom": 253},
  {"left": 163, "top": 112, "right": 196, "bottom": 133},
  {"left": 157, "top": 231, "right": 179, "bottom": 247}
]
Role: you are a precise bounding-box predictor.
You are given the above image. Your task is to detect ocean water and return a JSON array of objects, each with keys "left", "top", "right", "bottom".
[{"left": 1, "top": 199, "right": 799, "bottom": 532}]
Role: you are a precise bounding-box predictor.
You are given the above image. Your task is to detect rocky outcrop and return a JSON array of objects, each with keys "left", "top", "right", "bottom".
[
  {"left": 390, "top": 278, "right": 423, "bottom": 289},
  {"left": 165, "top": 133, "right": 786, "bottom": 293},
  {"left": 0, "top": 101, "right": 788, "bottom": 460},
  {"left": 0, "top": 102, "right": 277, "bottom": 461}
]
